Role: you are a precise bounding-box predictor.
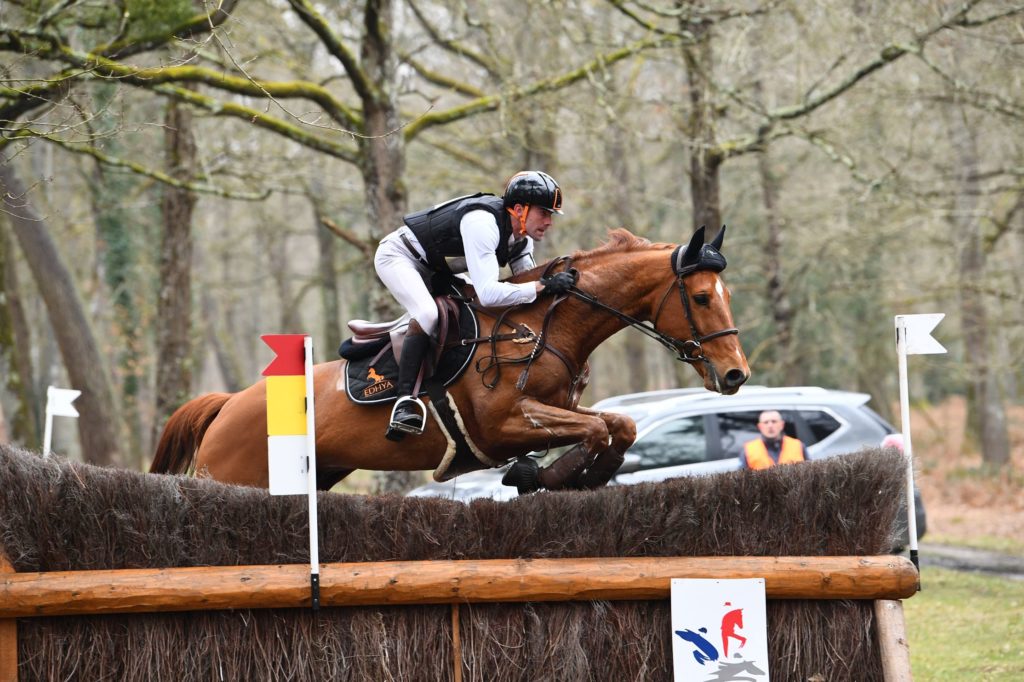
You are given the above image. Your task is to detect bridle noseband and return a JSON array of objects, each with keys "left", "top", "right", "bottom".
[
  {"left": 561, "top": 237, "right": 739, "bottom": 381},
  {"left": 570, "top": 264, "right": 737, "bottom": 367},
  {"left": 650, "top": 266, "right": 739, "bottom": 365}
]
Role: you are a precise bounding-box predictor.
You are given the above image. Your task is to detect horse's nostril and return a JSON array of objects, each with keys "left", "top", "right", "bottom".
[{"left": 724, "top": 369, "right": 747, "bottom": 388}]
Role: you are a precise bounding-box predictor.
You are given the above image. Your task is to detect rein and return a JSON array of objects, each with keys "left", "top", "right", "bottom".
[
  {"left": 455, "top": 259, "right": 583, "bottom": 400},
  {"left": 459, "top": 235, "right": 740, "bottom": 396}
]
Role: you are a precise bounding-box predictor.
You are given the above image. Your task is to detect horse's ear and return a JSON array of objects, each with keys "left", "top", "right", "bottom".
[
  {"left": 680, "top": 225, "right": 707, "bottom": 267},
  {"left": 710, "top": 225, "right": 726, "bottom": 251}
]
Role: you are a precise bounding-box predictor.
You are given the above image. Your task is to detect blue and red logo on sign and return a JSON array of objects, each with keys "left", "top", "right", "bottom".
[{"left": 674, "top": 601, "right": 767, "bottom": 680}]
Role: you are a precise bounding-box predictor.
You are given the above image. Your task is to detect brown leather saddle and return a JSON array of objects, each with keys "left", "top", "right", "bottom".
[{"left": 339, "top": 289, "right": 478, "bottom": 405}]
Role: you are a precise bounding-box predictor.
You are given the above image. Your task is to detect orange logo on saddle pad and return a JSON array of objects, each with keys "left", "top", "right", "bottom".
[{"left": 364, "top": 366, "right": 394, "bottom": 398}]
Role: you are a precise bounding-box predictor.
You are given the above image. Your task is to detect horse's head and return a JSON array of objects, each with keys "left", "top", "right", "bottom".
[{"left": 654, "top": 226, "right": 750, "bottom": 394}]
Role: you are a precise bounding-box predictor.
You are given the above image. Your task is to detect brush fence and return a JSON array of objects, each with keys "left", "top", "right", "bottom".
[{"left": 0, "top": 444, "right": 916, "bottom": 681}]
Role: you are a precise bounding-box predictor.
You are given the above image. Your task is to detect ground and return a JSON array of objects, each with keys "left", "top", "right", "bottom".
[{"left": 912, "top": 397, "right": 1024, "bottom": 555}]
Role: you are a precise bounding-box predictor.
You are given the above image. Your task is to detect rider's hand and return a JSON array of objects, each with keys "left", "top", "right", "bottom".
[{"left": 540, "top": 271, "right": 576, "bottom": 296}]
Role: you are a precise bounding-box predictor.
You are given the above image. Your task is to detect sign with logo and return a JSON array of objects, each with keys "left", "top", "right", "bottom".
[{"left": 671, "top": 578, "right": 769, "bottom": 681}]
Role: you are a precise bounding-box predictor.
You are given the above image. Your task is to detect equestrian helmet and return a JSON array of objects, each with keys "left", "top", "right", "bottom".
[{"left": 503, "top": 171, "right": 563, "bottom": 214}]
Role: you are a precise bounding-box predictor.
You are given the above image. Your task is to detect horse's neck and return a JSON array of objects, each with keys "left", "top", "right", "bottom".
[{"left": 533, "top": 250, "right": 666, "bottom": 361}]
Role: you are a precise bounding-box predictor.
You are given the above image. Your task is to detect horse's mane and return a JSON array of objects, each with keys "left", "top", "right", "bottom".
[
  {"left": 570, "top": 228, "right": 674, "bottom": 260},
  {"left": 510, "top": 228, "right": 673, "bottom": 283}
]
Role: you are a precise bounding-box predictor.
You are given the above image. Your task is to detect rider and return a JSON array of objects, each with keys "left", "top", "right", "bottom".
[{"left": 374, "top": 170, "right": 576, "bottom": 438}]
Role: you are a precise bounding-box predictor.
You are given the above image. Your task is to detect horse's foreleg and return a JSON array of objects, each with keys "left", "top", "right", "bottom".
[
  {"left": 571, "top": 406, "right": 638, "bottom": 488},
  {"left": 496, "top": 398, "right": 626, "bottom": 491}
]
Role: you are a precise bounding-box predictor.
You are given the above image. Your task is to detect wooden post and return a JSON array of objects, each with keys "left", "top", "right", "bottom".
[
  {"left": 0, "top": 555, "right": 918, "bottom": 617},
  {"left": 451, "top": 603, "right": 462, "bottom": 682},
  {"left": 874, "top": 599, "right": 912, "bottom": 681},
  {"left": 0, "top": 552, "right": 17, "bottom": 681}
]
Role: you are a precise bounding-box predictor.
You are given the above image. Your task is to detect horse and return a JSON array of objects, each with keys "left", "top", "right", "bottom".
[{"left": 150, "top": 226, "right": 750, "bottom": 492}]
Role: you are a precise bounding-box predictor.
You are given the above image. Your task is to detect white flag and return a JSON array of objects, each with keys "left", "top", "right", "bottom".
[
  {"left": 47, "top": 387, "right": 81, "bottom": 418},
  {"left": 896, "top": 313, "right": 947, "bottom": 355}
]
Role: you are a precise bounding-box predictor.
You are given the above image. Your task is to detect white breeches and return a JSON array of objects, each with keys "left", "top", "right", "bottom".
[{"left": 374, "top": 232, "right": 439, "bottom": 336}]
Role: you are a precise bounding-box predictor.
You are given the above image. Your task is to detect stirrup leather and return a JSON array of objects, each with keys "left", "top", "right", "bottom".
[{"left": 388, "top": 396, "right": 427, "bottom": 435}]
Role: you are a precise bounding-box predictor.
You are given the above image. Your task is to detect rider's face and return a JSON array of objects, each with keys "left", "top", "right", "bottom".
[{"left": 515, "top": 204, "right": 554, "bottom": 241}]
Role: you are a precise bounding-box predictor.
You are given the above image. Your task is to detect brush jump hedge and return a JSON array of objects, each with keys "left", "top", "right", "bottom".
[{"left": 0, "top": 444, "right": 916, "bottom": 681}]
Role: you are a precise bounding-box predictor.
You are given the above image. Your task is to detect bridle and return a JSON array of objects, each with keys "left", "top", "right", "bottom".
[
  {"left": 567, "top": 263, "right": 738, "bottom": 366},
  {"left": 470, "top": 231, "right": 740, "bottom": 397}
]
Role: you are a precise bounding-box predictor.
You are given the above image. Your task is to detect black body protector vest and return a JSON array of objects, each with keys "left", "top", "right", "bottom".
[{"left": 403, "top": 193, "right": 530, "bottom": 273}]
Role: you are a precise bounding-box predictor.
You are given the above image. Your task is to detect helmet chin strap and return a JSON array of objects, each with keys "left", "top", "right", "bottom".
[{"left": 508, "top": 205, "right": 530, "bottom": 236}]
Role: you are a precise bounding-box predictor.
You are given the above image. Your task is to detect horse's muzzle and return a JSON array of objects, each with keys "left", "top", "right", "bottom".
[{"left": 720, "top": 368, "right": 749, "bottom": 394}]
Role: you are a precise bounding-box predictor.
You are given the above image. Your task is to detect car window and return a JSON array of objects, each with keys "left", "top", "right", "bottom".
[
  {"left": 797, "top": 410, "right": 842, "bottom": 445},
  {"left": 628, "top": 416, "right": 707, "bottom": 468},
  {"left": 716, "top": 410, "right": 799, "bottom": 458}
]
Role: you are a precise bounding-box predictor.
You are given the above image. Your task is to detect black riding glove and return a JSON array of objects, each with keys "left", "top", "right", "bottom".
[{"left": 540, "top": 271, "right": 576, "bottom": 296}]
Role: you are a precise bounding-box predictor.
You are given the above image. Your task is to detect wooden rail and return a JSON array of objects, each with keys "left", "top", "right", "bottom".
[{"left": 0, "top": 555, "right": 917, "bottom": 618}]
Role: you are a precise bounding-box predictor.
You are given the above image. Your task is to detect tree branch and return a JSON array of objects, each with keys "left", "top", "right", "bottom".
[
  {"left": 320, "top": 215, "right": 374, "bottom": 259},
  {"left": 716, "top": 0, "right": 1024, "bottom": 158},
  {"left": 148, "top": 82, "right": 360, "bottom": 163},
  {"left": 398, "top": 54, "right": 485, "bottom": 98},
  {"left": 604, "top": 0, "right": 691, "bottom": 37},
  {"left": 405, "top": 0, "right": 498, "bottom": 76},
  {"left": 2, "top": 128, "right": 270, "bottom": 200},
  {"left": 99, "top": 0, "right": 242, "bottom": 59},
  {"left": 403, "top": 34, "right": 680, "bottom": 140},
  {"left": 285, "top": 0, "right": 376, "bottom": 105},
  {"left": 45, "top": 41, "right": 363, "bottom": 129}
]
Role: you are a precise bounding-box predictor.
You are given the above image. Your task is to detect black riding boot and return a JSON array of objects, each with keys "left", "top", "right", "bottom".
[{"left": 386, "top": 325, "right": 432, "bottom": 440}]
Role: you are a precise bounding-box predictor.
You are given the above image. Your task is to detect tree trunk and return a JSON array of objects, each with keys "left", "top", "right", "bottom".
[
  {"left": 359, "top": 0, "right": 406, "bottom": 236},
  {"left": 309, "top": 185, "right": 341, "bottom": 347},
  {"left": 681, "top": 23, "right": 723, "bottom": 233},
  {"left": 949, "top": 109, "right": 1009, "bottom": 467},
  {"left": 201, "top": 289, "right": 244, "bottom": 393},
  {"left": 152, "top": 99, "right": 197, "bottom": 454},
  {"left": 0, "top": 160, "right": 122, "bottom": 464},
  {"left": 756, "top": 148, "right": 802, "bottom": 385},
  {"left": 360, "top": 0, "right": 415, "bottom": 493},
  {"left": 604, "top": 103, "right": 648, "bottom": 393},
  {"left": 89, "top": 82, "right": 147, "bottom": 462},
  {"left": 0, "top": 219, "right": 41, "bottom": 446}
]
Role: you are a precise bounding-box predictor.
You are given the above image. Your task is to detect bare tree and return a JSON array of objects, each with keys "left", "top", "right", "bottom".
[
  {"left": 151, "top": 98, "right": 197, "bottom": 455},
  {"left": 0, "top": 159, "right": 122, "bottom": 464},
  {"left": 0, "top": 217, "right": 40, "bottom": 446},
  {"left": 948, "top": 106, "right": 1010, "bottom": 467}
]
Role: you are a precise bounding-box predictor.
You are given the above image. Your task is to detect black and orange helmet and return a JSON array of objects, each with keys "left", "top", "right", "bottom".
[{"left": 503, "top": 171, "right": 563, "bottom": 214}]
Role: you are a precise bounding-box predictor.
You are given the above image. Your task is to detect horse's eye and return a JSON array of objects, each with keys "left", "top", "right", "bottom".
[{"left": 693, "top": 293, "right": 711, "bottom": 307}]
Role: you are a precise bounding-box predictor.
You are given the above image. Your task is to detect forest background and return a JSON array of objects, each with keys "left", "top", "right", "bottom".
[{"left": 1, "top": 0, "right": 1021, "bottom": 495}]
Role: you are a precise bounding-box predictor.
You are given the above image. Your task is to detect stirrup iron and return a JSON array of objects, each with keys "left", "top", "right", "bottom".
[{"left": 387, "top": 395, "right": 427, "bottom": 437}]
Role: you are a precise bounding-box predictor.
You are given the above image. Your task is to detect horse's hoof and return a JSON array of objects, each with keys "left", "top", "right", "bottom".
[{"left": 501, "top": 457, "right": 540, "bottom": 495}]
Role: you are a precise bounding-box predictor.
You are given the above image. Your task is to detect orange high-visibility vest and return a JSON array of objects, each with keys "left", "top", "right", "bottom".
[{"left": 743, "top": 436, "right": 805, "bottom": 470}]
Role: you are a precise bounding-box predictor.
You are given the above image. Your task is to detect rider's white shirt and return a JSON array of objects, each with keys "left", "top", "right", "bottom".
[{"left": 459, "top": 210, "right": 537, "bottom": 307}]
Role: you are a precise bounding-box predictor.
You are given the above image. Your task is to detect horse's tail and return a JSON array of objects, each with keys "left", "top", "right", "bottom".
[{"left": 149, "top": 393, "right": 232, "bottom": 474}]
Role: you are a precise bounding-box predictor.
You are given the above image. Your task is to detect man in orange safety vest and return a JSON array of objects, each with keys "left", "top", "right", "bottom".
[{"left": 739, "top": 410, "right": 808, "bottom": 470}]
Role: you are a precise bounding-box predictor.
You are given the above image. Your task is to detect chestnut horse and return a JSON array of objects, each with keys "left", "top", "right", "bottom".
[{"left": 150, "top": 227, "right": 749, "bottom": 491}]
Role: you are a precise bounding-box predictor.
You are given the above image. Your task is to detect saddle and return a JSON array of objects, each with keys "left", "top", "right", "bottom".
[{"left": 339, "top": 285, "right": 479, "bottom": 405}]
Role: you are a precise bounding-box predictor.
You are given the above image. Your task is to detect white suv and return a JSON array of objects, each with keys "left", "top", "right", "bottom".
[{"left": 408, "top": 386, "right": 926, "bottom": 541}]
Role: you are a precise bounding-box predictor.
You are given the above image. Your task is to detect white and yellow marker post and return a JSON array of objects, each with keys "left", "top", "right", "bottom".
[
  {"left": 42, "top": 386, "right": 81, "bottom": 457},
  {"left": 895, "top": 313, "right": 946, "bottom": 574},
  {"left": 262, "top": 334, "right": 320, "bottom": 610}
]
